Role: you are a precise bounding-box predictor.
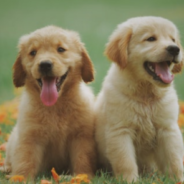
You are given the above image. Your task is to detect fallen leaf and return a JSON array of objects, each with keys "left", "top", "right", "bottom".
[
  {"left": 71, "top": 174, "right": 90, "bottom": 184},
  {"left": 9, "top": 175, "right": 25, "bottom": 182},
  {"left": 51, "top": 167, "right": 60, "bottom": 182}
]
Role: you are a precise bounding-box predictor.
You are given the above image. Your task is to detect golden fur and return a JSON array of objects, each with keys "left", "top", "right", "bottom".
[
  {"left": 95, "top": 16, "right": 184, "bottom": 182},
  {"left": 2, "top": 26, "right": 96, "bottom": 179}
]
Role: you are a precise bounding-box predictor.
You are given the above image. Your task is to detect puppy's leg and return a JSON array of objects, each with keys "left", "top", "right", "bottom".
[
  {"left": 0, "top": 126, "right": 19, "bottom": 173},
  {"left": 106, "top": 133, "right": 138, "bottom": 182},
  {"left": 3, "top": 144, "right": 12, "bottom": 174},
  {"left": 69, "top": 137, "right": 96, "bottom": 178},
  {"left": 11, "top": 138, "right": 44, "bottom": 179},
  {"left": 155, "top": 128, "right": 183, "bottom": 181},
  {"left": 0, "top": 149, "right": 12, "bottom": 173}
]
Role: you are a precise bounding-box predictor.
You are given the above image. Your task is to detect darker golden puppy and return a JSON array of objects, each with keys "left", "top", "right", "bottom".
[{"left": 2, "top": 26, "right": 96, "bottom": 179}]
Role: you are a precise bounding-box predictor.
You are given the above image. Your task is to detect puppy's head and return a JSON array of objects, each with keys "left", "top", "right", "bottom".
[
  {"left": 105, "top": 16, "right": 184, "bottom": 87},
  {"left": 13, "top": 26, "right": 94, "bottom": 106}
]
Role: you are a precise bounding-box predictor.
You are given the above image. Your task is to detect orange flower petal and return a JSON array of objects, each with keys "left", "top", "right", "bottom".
[
  {"left": 0, "top": 113, "right": 6, "bottom": 122},
  {"left": 181, "top": 105, "right": 184, "bottom": 114},
  {"left": 51, "top": 167, "right": 60, "bottom": 182},
  {"left": 0, "top": 143, "right": 6, "bottom": 151},
  {"left": 0, "top": 160, "right": 4, "bottom": 166},
  {"left": 71, "top": 174, "right": 90, "bottom": 184},
  {"left": 40, "top": 179, "right": 52, "bottom": 184},
  {"left": 9, "top": 175, "right": 25, "bottom": 182}
]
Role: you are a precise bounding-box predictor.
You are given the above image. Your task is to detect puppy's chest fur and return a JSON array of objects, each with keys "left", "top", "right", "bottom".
[
  {"left": 129, "top": 101, "right": 161, "bottom": 150},
  {"left": 30, "top": 105, "right": 79, "bottom": 142}
]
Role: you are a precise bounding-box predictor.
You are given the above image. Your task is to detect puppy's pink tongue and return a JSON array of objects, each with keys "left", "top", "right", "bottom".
[
  {"left": 155, "top": 62, "right": 174, "bottom": 84},
  {"left": 40, "top": 77, "right": 58, "bottom": 106}
]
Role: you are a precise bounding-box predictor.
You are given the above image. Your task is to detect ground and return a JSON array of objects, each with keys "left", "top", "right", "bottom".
[{"left": 0, "top": 90, "right": 184, "bottom": 183}]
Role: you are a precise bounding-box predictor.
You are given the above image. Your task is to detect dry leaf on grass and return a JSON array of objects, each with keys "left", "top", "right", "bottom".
[
  {"left": 70, "top": 174, "right": 90, "bottom": 184},
  {"left": 9, "top": 175, "right": 25, "bottom": 182},
  {"left": 51, "top": 167, "right": 60, "bottom": 182}
]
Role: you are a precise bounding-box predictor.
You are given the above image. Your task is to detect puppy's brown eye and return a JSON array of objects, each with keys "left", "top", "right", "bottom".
[
  {"left": 147, "top": 37, "right": 156, "bottom": 42},
  {"left": 172, "top": 38, "right": 175, "bottom": 42},
  {"left": 30, "top": 50, "right": 37, "bottom": 56},
  {"left": 57, "top": 47, "right": 66, "bottom": 53}
]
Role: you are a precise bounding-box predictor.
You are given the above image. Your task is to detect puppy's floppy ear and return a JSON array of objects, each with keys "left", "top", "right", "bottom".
[
  {"left": 69, "top": 30, "right": 94, "bottom": 83},
  {"left": 13, "top": 54, "right": 26, "bottom": 87},
  {"left": 81, "top": 47, "right": 94, "bottom": 83},
  {"left": 105, "top": 25, "right": 132, "bottom": 69}
]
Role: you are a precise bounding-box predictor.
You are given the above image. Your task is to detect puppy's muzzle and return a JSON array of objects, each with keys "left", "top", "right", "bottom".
[
  {"left": 39, "top": 61, "right": 53, "bottom": 75},
  {"left": 166, "top": 45, "right": 180, "bottom": 63}
]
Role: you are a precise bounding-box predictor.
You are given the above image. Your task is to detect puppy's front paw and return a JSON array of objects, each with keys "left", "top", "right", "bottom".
[
  {"left": 116, "top": 171, "right": 138, "bottom": 183},
  {"left": 0, "top": 165, "right": 11, "bottom": 173}
]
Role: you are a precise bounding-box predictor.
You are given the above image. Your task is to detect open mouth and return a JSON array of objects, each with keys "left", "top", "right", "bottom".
[
  {"left": 37, "top": 71, "right": 68, "bottom": 106},
  {"left": 144, "top": 61, "right": 174, "bottom": 84}
]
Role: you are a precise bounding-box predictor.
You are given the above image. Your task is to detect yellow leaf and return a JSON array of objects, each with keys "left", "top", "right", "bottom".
[
  {"left": 71, "top": 174, "right": 90, "bottom": 184},
  {"left": 9, "top": 175, "right": 25, "bottom": 182}
]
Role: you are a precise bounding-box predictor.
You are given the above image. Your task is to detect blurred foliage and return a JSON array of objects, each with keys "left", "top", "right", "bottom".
[{"left": 0, "top": 0, "right": 184, "bottom": 102}]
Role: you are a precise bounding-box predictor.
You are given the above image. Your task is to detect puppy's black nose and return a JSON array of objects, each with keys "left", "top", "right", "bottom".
[
  {"left": 39, "top": 61, "right": 52, "bottom": 74},
  {"left": 166, "top": 45, "right": 180, "bottom": 56}
]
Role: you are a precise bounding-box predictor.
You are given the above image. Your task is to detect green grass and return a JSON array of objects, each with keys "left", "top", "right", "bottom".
[
  {"left": 0, "top": 171, "right": 181, "bottom": 184},
  {"left": 0, "top": 0, "right": 184, "bottom": 102},
  {"left": 0, "top": 0, "right": 184, "bottom": 183}
]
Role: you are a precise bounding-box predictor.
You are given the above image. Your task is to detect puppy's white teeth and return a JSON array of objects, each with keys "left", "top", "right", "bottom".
[
  {"left": 37, "top": 79, "right": 42, "bottom": 87},
  {"left": 56, "top": 78, "right": 60, "bottom": 83},
  {"left": 56, "top": 77, "right": 61, "bottom": 84},
  {"left": 148, "top": 65, "right": 154, "bottom": 72},
  {"left": 168, "top": 70, "right": 172, "bottom": 75}
]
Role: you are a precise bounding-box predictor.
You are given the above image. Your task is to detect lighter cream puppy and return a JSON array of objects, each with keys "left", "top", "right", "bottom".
[
  {"left": 95, "top": 16, "right": 184, "bottom": 182},
  {"left": 1, "top": 26, "right": 96, "bottom": 179}
]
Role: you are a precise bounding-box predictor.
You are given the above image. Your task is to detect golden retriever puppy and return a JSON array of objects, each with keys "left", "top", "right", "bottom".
[
  {"left": 95, "top": 16, "right": 184, "bottom": 182},
  {"left": 2, "top": 26, "right": 96, "bottom": 179}
]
